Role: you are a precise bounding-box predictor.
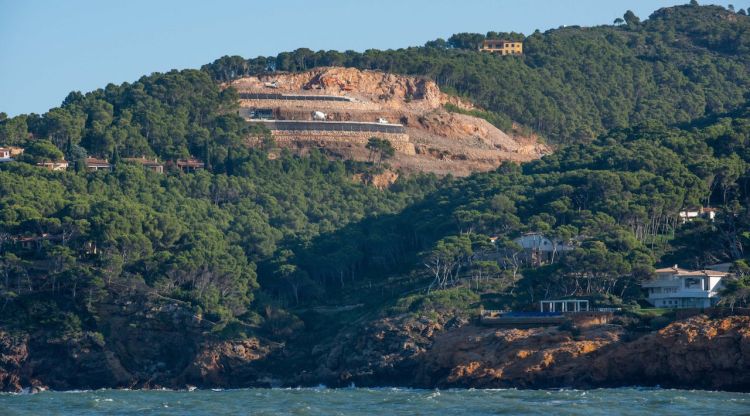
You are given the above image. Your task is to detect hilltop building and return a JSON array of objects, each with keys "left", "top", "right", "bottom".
[
  {"left": 642, "top": 265, "right": 729, "bottom": 308},
  {"left": 479, "top": 39, "right": 523, "bottom": 55}
]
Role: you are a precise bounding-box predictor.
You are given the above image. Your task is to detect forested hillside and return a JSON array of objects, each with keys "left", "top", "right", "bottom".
[
  {"left": 0, "top": 3, "right": 749, "bottom": 388},
  {"left": 205, "top": 4, "right": 750, "bottom": 143}
]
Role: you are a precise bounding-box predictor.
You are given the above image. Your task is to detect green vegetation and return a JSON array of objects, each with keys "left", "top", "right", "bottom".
[
  {"left": 205, "top": 5, "right": 750, "bottom": 144},
  {"left": 443, "top": 103, "right": 513, "bottom": 133},
  {"left": 1, "top": 3, "right": 750, "bottom": 353},
  {"left": 365, "top": 137, "right": 395, "bottom": 167}
]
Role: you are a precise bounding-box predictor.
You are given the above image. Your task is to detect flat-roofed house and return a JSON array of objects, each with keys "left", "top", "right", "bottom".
[
  {"left": 642, "top": 265, "right": 729, "bottom": 308},
  {"left": 679, "top": 207, "right": 717, "bottom": 223},
  {"left": 37, "top": 160, "right": 69, "bottom": 171},
  {"left": 176, "top": 158, "right": 205, "bottom": 173},
  {"left": 479, "top": 39, "right": 523, "bottom": 55}
]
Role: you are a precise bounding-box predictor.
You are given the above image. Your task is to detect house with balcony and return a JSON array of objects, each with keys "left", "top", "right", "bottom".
[
  {"left": 176, "top": 158, "right": 205, "bottom": 172},
  {"left": 642, "top": 265, "right": 729, "bottom": 308}
]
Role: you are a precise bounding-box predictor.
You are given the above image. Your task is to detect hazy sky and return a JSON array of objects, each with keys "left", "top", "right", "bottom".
[{"left": 0, "top": 0, "right": 736, "bottom": 116}]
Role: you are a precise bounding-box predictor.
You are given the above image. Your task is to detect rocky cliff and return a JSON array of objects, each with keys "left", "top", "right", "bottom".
[
  {"left": 2, "top": 310, "right": 748, "bottom": 392},
  {"left": 303, "top": 314, "right": 750, "bottom": 392}
]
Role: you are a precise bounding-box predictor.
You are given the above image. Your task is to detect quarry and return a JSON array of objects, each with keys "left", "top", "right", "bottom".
[{"left": 228, "top": 67, "right": 548, "bottom": 176}]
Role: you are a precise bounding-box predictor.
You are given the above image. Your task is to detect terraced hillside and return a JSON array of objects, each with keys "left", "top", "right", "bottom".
[{"left": 228, "top": 67, "right": 548, "bottom": 175}]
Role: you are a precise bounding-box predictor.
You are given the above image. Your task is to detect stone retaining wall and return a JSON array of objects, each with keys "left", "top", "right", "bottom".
[
  {"left": 240, "top": 99, "right": 380, "bottom": 112},
  {"left": 251, "top": 130, "right": 415, "bottom": 155}
]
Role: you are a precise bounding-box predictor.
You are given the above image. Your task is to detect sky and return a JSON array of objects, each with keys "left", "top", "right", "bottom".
[{"left": 0, "top": 0, "right": 736, "bottom": 116}]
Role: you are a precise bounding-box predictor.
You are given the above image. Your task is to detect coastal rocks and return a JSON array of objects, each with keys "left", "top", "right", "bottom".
[
  {"left": 2, "top": 310, "right": 750, "bottom": 392},
  {"left": 306, "top": 314, "right": 452, "bottom": 387},
  {"left": 177, "top": 337, "right": 275, "bottom": 388},
  {"left": 587, "top": 315, "right": 750, "bottom": 390},
  {"left": 0, "top": 331, "right": 31, "bottom": 391},
  {"left": 416, "top": 324, "right": 622, "bottom": 388},
  {"left": 306, "top": 313, "right": 750, "bottom": 392}
]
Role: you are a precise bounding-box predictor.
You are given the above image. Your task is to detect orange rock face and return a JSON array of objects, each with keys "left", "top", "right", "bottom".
[{"left": 310, "top": 314, "right": 750, "bottom": 391}]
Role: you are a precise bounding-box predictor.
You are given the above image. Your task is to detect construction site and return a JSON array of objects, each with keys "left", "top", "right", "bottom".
[{"left": 228, "top": 67, "right": 548, "bottom": 176}]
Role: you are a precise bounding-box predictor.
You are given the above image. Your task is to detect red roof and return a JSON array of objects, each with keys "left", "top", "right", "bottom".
[{"left": 85, "top": 157, "right": 111, "bottom": 166}]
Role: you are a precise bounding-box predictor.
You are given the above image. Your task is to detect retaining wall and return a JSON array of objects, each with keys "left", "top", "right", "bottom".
[{"left": 252, "top": 130, "right": 415, "bottom": 155}]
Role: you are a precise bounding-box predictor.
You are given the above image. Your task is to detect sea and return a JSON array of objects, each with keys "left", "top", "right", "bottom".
[{"left": 1, "top": 387, "right": 749, "bottom": 415}]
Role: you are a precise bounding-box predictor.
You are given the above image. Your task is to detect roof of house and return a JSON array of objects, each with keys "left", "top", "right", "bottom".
[
  {"left": 85, "top": 157, "right": 111, "bottom": 166},
  {"left": 483, "top": 39, "right": 522, "bottom": 45},
  {"left": 654, "top": 265, "right": 728, "bottom": 277}
]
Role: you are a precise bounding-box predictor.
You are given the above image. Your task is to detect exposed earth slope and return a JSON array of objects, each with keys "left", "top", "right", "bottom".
[{"left": 229, "top": 67, "right": 547, "bottom": 175}]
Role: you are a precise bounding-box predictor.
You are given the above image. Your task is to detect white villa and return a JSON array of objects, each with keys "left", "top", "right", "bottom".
[
  {"left": 679, "top": 207, "right": 717, "bottom": 223},
  {"left": 642, "top": 265, "right": 729, "bottom": 308}
]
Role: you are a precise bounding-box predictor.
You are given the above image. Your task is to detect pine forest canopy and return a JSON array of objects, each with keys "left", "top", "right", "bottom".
[{"left": 0, "top": 3, "right": 749, "bottom": 343}]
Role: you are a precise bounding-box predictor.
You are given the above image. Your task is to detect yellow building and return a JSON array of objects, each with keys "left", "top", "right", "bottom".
[{"left": 479, "top": 39, "right": 523, "bottom": 55}]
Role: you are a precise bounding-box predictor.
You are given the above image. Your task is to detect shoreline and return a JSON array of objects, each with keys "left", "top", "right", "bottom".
[{"left": 3, "top": 315, "right": 749, "bottom": 394}]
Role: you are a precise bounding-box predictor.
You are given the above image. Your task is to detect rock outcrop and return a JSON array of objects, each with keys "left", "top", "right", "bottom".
[
  {"left": 304, "top": 314, "right": 750, "bottom": 392},
  {"left": 2, "top": 312, "right": 749, "bottom": 392},
  {"left": 588, "top": 316, "right": 750, "bottom": 390}
]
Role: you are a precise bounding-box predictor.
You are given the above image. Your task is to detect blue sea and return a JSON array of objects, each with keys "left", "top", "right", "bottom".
[{"left": 1, "top": 387, "right": 749, "bottom": 415}]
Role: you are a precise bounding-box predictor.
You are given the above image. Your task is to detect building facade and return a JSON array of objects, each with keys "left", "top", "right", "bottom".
[
  {"left": 37, "top": 160, "right": 69, "bottom": 171},
  {"left": 479, "top": 39, "right": 523, "bottom": 55},
  {"left": 642, "top": 265, "right": 728, "bottom": 308},
  {"left": 679, "top": 207, "right": 717, "bottom": 223}
]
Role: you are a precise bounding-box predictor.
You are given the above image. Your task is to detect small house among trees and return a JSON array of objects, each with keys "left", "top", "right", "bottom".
[
  {"left": 679, "top": 207, "right": 717, "bottom": 223},
  {"left": 175, "top": 158, "right": 205, "bottom": 172},
  {"left": 513, "top": 232, "right": 576, "bottom": 266},
  {"left": 85, "top": 157, "right": 112, "bottom": 172},
  {"left": 125, "top": 157, "right": 164, "bottom": 174}
]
